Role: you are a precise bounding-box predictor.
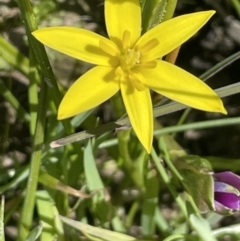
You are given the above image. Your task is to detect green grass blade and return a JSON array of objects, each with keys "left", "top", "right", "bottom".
[
  {"left": 60, "top": 216, "right": 137, "bottom": 241},
  {"left": 212, "top": 224, "right": 240, "bottom": 238},
  {"left": 50, "top": 81, "right": 240, "bottom": 148},
  {"left": 231, "top": 0, "right": 240, "bottom": 18},
  {"left": 0, "top": 36, "right": 29, "bottom": 76},
  {"left": 199, "top": 50, "right": 240, "bottom": 81},
  {"left": 84, "top": 140, "right": 111, "bottom": 223},
  {"left": 189, "top": 214, "right": 217, "bottom": 241},
  {"left": 24, "top": 225, "right": 43, "bottom": 241},
  {"left": 0, "top": 196, "right": 5, "bottom": 241},
  {"left": 28, "top": 51, "right": 39, "bottom": 136},
  {"left": 141, "top": 168, "right": 159, "bottom": 237},
  {"left": 36, "top": 191, "right": 64, "bottom": 241},
  {"left": 0, "top": 167, "right": 29, "bottom": 195},
  {"left": 154, "top": 116, "right": 240, "bottom": 136},
  {"left": 0, "top": 78, "right": 30, "bottom": 123},
  {"left": 141, "top": 0, "right": 168, "bottom": 33},
  {"left": 151, "top": 147, "right": 187, "bottom": 217},
  {"left": 38, "top": 170, "right": 91, "bottom": 198},
  {"left": 17, "top": 80, "right": 48, "bottom": 241}
]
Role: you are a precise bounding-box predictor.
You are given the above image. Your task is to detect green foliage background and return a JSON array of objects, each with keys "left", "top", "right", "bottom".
[{"left": 0, "top": 0, "right": 240, "bottom": 240}]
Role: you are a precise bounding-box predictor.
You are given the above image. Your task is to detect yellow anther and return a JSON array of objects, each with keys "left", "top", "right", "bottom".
[
  {"left": 139, "top": 60, "right": 157, "bottom": 68},
  {"left": 122, "top": 30, "right": 131, "bottom": 49},
  {"left": 99, "top": 40, "right": 119, "bottom": 56},
  {"left": 129, "top": 73, "right": 145, "bottom": 91},
  {"left": 115, "top": 66, "right": 125, "bottom": 81},
  {"left": 138, "top": 38, "right": 159, "bottom": 55}
]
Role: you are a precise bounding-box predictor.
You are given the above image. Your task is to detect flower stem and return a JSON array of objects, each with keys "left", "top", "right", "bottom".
[
  {"left": 17, "top": 80, "right": 48, "bottom": 241},
  {"left": 151, "top": 147, "right": 187, "bottom": 217},
  {"left": 16, "top": 0, "right": 80, "bottom": 238},
  {"left": 162, "top": 0, "right": 178, "bottom": 21}
]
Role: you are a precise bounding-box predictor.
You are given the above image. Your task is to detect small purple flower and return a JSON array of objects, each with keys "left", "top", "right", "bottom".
[{"left": 214, "top": 171, "right": 240, "bottom": 214}]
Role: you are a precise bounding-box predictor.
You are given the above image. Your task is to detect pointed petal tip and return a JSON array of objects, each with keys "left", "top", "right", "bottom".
[
  {"left": 138, "top": 136, "right": 152, "bottom": 154},
  {"left": 215, "top": 101, "right": 227, "bottom": 115},
  {"left": 140, "top": 137, "right": 152, "bottom": 154},
  {"left": 57, "top": 112, "right": 69, "bottom": 120},
  {"left": 57, "top": 108, "right": 73, "bottom": 120},
  {"left": 146, "top": 145, "right": 152, "bottom": 154},
  {"left": 205, "top": 10, "right": 216, "bottom": 16},
  {"left": 138, "top": 127, "right": 153, "bottom": 154},
  {"left": 221, "top": 107, "right": 228, "bottom": 115}
]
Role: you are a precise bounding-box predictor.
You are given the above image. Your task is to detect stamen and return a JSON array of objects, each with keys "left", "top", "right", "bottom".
[
  {"left": 122, "top": 30, "right": 131, "bottom": 49},
  {"left": 115, "top": 66, "right": 125, "bottom": 81},
  {"left": 138, "top": 38, "right": 159, "bottom": 55},
  {"left": 129, "top": 72, "right": 146, "bottom": 91},
  {"left": 139, "top": 60, "right": 157, "bottom": 68},
  {"left": 99, "top": 40, "right": 119, "bottom": 56}
]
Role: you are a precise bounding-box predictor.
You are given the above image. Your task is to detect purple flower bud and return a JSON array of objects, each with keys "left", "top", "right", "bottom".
[{"left": 214, "top": 171, "right": 240, "bottom": 214}]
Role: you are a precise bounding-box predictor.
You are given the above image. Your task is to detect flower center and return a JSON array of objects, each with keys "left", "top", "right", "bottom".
[
  {"left": 120, "top": 47, "right": 141, "bottom": 71},
  {"left": 99, "top": 30, "right": 159, "bottom": 91}
]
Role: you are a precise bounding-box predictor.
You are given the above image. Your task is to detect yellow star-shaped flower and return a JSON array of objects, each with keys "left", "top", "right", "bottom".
[{"left": 32, "top": 0, "right": 226, "bottom": 153}]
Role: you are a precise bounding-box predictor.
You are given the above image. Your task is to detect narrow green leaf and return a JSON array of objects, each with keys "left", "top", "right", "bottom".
[
  {"left": 28, "top": 51, "right": 39, "bottom": 136},
  {"left": 231, "top": 0, "right": 240, "bottom": 18},
  {"left": 189, "top": 214, "right": 217, "bottom": 241},
  {"left": 141, "top": 168, "right": 159, "bottom": 237},
  {"left": 0, "top": 196, "right": 5, "bottom": 241},
  {"left": 38, "top": 170, "right": 92, "bottom": 198},
  {"left": 0, "top": 35, "right": 29, "bottom": 76},
  {"left": 24, "top": 225, "right": 43, "bottom": 241},
  {"left": 84, "top": 140, "right": 111, "bottom": 223},
  {"left": 84, "top": 140, "right": 104, "bottom": 191},
  {"left": 0, "top": 167, "right": 29, "bottom": 195},
  {"left": 154, "top": 116, "right": 240, "bottom": 136},
  {"left": 141, "top": 0, "right": 168, "bottom": 33},
  {"left": 36, "top": 191, "right": 64, "bottom": 241},
  {"left": 50, "top": 81, "right": 240, "bottom": 149},
  {"left": 163, "top": 234, "right": 187, "bottom": 241},
  {"left": 0, "top": 79, "right": 30, "bottom": 123},
  {"left": 154, "top": 208, "right": 170, "bottom": 235},
  {"left": 212, "top": 224, "right": 240, "bottom": 238},
  {"left": 60, "top": 216, "right": 136, "bottom": 241}
]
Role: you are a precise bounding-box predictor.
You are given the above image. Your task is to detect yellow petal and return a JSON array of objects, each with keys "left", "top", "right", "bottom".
[
  {"left": 32, "top": 27, "right": 117, "bottom": 66},
  {"left": 141, "top": 61, "right": 227, "bottom": 114},
  {"left": 58, "top": 66, "right": 119, "bottom": 119},
  {"left": 105, "top": 0, "right": 141, "bottom": 47},
  {"left": 135, "top": 11, "right": 215, "bottom": 60},
  {"left": 120, "top": 81, "right": 153, "bottom": 153}
]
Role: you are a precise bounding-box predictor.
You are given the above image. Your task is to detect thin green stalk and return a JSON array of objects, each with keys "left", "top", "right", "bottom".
[
  {"left": 28, "top": 51, "right": 39, "bottom": 137},
  {"left": 16, "top": 1, "right": 83, "bottom": 237},
  {"left": 125, "top": 202, "right": 139, "bottom": 228},
  {"left": 51, "top": 80, "right": 240, "bottom": 148},
  {"left": 231, "top": 0, "right": 240, "bottom": 18},
  {"left": 159, "top": 137, "right": 184, "bottom": 181},
  {"left": 117, "top": 130, "right": 144, "bottom": 188},
  {"left": 59, "top": 147, "right": 70, "bottom": 215},
  {"left": 18, "top": 80, "right": 47, "bottom": 241},
  {"left": 0, "top": 79, "right": 30, "bottom": 123},
  {"left": 0, "top": 196, "right": 5, "bottom": 241},
  {"left": 151, "top": 147, "right": 187, "bottom": 217},
  {"left": 0, "top": 36, "right": 29, "bottom": 77},
  {"left": 162, "top": 0, "right": 178, "bottom": 21},
  {"left": 159, "top": 137, "right": 200, "bottom": 216},
  {"left": 16, "top": 0, "right": 75, "bottom": 136},
  {"left": 155, "top": 116, "right": 240, "bottom": 136}
]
